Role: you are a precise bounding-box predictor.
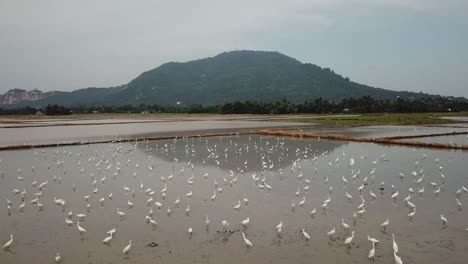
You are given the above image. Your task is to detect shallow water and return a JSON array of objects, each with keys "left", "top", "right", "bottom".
[{"left": 0, "top": 135, "right": 467, "bottom": 264}]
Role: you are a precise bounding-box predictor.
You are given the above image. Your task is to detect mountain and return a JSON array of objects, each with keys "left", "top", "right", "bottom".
[
  {"left": 1, "top": 50, "right": 465, "bottom": 107},
  {"left": 0, "top": 89, "right": 47, "bottom": 105}
]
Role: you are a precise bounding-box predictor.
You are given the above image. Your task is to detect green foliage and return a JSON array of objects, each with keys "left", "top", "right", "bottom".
[
  {"left": 2, "top": 96, "right": 467, "bottom": 116},
  {"left": 44, "top": 104, "right": 72, "bottom": 115},
  {"left": 66, "top": 96, "right": 468, "bottom": 115},
  {"left": 0, "top": 106, "right": 37, "bottom": 115}
]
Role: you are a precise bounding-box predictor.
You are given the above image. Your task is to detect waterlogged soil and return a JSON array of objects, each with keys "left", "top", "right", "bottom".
[{"left": 0, "top": 135, "right": 467, "bottom": 264}]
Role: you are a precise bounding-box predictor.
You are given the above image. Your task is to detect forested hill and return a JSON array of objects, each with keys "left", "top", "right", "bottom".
[{"left": 2, "top": 50, "right": 464, "bottom": 107}]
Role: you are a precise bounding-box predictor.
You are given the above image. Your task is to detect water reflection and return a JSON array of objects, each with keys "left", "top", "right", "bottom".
[{"left": 138, "top": 135, "right": 344, "bottom": 173}]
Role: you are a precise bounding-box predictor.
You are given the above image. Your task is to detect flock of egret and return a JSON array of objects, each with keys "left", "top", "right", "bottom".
[{"left": 0, "top": 134, "right": 467, "bottom": 263}]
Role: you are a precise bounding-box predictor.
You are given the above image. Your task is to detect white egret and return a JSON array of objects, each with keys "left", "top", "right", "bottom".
[
  {"left": 302, "top": 229, "right": 311, "bottom": 240},
  {"left": 344, "top": 231, "right": 355, "bottom": 248},
  {"left": 122, "top": 240, "right": 132, "bottom": 255},
  {"left": 103, "top": 233, "right": 113, "bottom": 244},
  {"left": 116, "top": 208, "right": 126, "bottom": 217},
  {"left": 299, "top": 196, "right": 306, "bottom": 207},
  {"left": 167, "top": 206, "right": 171, "bottom": 215},
  {"left": 392, "top": 234, "right": 399, "bottom": 253},
  {"left": 276, "top": 221, "right": 283, "bottom": 234},
  {"left": 241, "top": 217, "right": 250, "bottom": 227},
  {"left": 77, "top": 222, "right": 87, "bottom": 235},
  {"left": 242, "top": 232, "right": 253, "bottom": 247},
  {"left": 381, "top": 219, "right": 389, "bottom": 231},
  {"left": 408, "top": 209, "right": 416, "bottom": 219},
  {"left": 65, "top": 218, "right": 74, "bottom": 226},
  {"left": 367, "top": 235, "right": 379, "bottom": 244},
  {"left": 394, "top": 251, "right": 403, "bottom": 264},
  {"left": 149, "top": 217, "right": 158, "bottom": 229},
  {"left": 222, "top": 220, "right": 229, "bottom": 231},
  {"left": 310, "top": 208, "right": 317, "bottom": 217},
  {"left": 342, "top": 218, "right": 350, "bottom": 233},
  {"left": 3, "top": 234, "right": 13, "bottom": 250},
  {"left": 441, "top": 214, "right": 447, "bottom": 227},
  {"left": 55, "top": 253, "right": 62, "bottom": 263},
  {"left": 234, "top": 200, "right": 241, "bottom": 210},
  {"left": 107, "top": 228, "right": 116, "bottom": 235},
  {"left": 369, "top": 242, "right": 375, "bottom": 261}
]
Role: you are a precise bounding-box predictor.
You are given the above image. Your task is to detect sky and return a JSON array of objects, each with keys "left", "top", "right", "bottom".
[{"left": 1, "top": 0, "right": 467, "bottom": 97}]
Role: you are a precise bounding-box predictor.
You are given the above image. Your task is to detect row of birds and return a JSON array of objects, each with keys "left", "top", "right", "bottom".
[{"left": 1, "top": 135, "right": 467, "bottom": 264}]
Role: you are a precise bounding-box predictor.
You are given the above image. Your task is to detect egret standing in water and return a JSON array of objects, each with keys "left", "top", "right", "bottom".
[
  {"left": 241, "top": 217, "right": 250, "bottom": 228},
  {"left": 441, "top": 214, "right": 448, "bottom": 227},
  {"left": 327, "top": 227, "right": 336, "bottom": 239},
  {"left": 242, "top": 232, "right": 253, "bottom": 247},
  {"left": 77, "top": 222, "right": 87, "bottom": 235},
  {"left": 369, "top": 242, "right": 375, "bottom": 261},
  {"left": 103, "top": 233, "right": 113, "bottom": 245},
  {"left": 344, "top": 231, "right": 355, "bottom": 248},
  {"left": 342, "top": 218, "right": 350, "bottom": 233},
  {"left": 276, "top": 221, "right": 283, "bottom": 235},
  {"left": 122, "top": 240, "right": 132, "bottom": 255},
  {"left": 55, "top": 252, "right": 62, "bottom": 263},
  {"left": 367, "top": 235, "right": 379, "bottom": 244},
  {"left": 3, "top": 234, "right": 13, "bottom": 250},
  {"left": 392, "top": 234, "right": 399, "bottom": 253},
  {"left": 381, "top": 219, "right": 389, "bottom": 231},
  {"left": 205, "top": 215, "right": 210, "bottom": 230}
]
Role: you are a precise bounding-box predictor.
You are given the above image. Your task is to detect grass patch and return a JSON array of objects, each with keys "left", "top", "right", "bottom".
[{"left": 280, "top": 112, "right": 468, "bottom": 126}]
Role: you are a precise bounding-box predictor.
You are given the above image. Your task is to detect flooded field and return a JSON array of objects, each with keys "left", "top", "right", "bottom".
[
  {"left": 0, "top": 120, "right": 311, "bottom": 147},
  {"left": 1, "top": 132, "right": 468, "bottom": 264}
]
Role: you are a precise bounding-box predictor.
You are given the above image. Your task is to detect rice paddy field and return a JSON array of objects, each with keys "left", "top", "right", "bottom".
[{"left": 0, "top": 117, "right": 467, "bottom": 264}]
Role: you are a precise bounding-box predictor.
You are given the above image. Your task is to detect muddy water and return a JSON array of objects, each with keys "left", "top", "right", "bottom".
[{"left": 0, "top": 135, "right": 467, "bottom": 264}]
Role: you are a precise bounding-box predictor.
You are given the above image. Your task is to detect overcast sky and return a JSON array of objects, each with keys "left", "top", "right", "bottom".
[{"left": 1, "top": 0, "right": 467, "bottom": 97}]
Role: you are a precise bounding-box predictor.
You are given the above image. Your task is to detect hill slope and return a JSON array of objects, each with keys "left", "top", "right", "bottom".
[{"left": 2, "top": 50, "right": 462, "bottom": 107}]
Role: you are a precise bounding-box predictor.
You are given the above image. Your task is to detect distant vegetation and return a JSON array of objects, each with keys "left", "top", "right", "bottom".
[
  {"left": 1, "top": 96, "right": 467, "bottom": 116},
  {"left": 44, "top": 104, "right": 72, "bottom": 115}
]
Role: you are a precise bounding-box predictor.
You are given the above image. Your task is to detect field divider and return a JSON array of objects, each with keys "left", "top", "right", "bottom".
[
  {"left": 254, "top": 129, "right": 468, "bottom": 150},
  {"left": 0, "top": 131, "right": 251, "bottom": 151},
  {"left": 1, "top": 129, "right": 467, "bottom": 151}
]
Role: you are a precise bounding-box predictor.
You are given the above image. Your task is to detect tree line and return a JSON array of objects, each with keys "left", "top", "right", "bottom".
[{"left": 0, "top": 96, "right": 467, "bottom": 115}]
